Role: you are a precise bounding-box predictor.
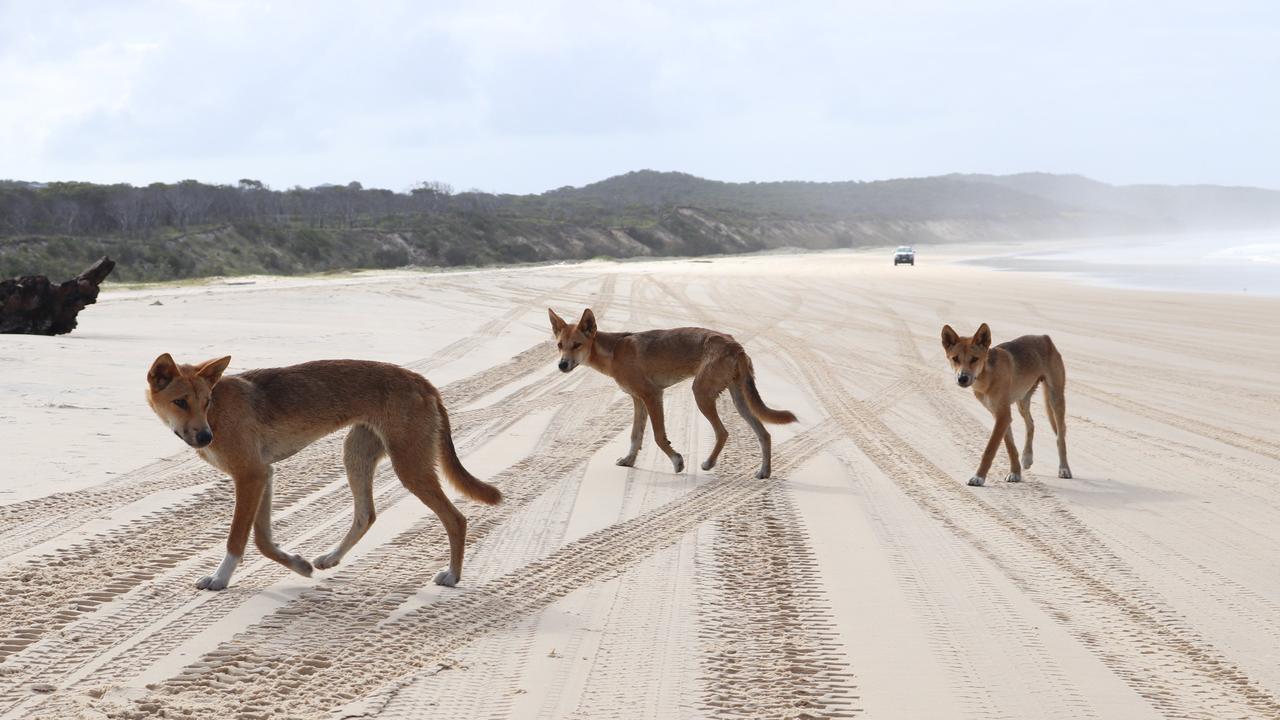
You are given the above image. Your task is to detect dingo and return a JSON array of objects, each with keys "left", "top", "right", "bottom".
[
  {"left": 941, "top": 323, "right": 1072, "bottom": 486},
  {"left": 146, "top": 355, "right": 500, "bottom": 590},
  {"left": 549, "top": 308, "right": 796, "bottom": 478}
]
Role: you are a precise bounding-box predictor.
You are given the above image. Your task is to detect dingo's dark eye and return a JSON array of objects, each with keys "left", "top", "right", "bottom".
[
  {"left": 173, "top": 398, "right": 189, "bottom": 410},
  {"left": 572, "top": 342, "right": 581, "bottom": 350},
  {"left": 557, "top": 342, "right": 563, "bottom": 349}
]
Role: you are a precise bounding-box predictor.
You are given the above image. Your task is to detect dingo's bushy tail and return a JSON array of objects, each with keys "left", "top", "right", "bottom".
[
  {"left": 436, "top": 398, "right": 502, "bottom": 505},
  {"left": 735, "top": 354, "right": 797, "bottom": 425}
]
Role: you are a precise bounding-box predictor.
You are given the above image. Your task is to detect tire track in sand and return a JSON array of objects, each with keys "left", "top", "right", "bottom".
[
  {"left": 751, "top": 285, "right": 1078, "bottom": 717},
  {"left": 81, "top": 369, "right": 615, "bottom": 707},
  {"left": 554, "top": 384, "right": 707, "bottom": 719},
  {"left": 921, "top": 300, "right": 1280, "bottom": 467},
  {"left": 0, "top": 273, "right": 604, "bottom": 561},
  {"left": 910, "top": 301, "right": 1280, "bottom": 675},
  {"left": 1072, "top": 381, "right": 1280, "bottom": 464},
  {"left": 354, "top": 274, "right": 651, "bottom": 720},
  {"left": 659, "top": 276, "right": 863, "bottom": 719},
  {"left": 772, "top": 328, "right": 1280, "bottom": 719},
  {"left": 400, "top": 273, "right": 608, "bottom": 376},
  {"left": 370, "top": 277, "right": 680, "bottom": 720},
  {"left": 381, "top": 393, "right": 706, "bottom": 720},
  {"left": 11, "top": 379, "right": 621, "bottom": 718},
  {"left": 0, "top": 352, "right": 585, "bottom": 717},
  {"left": 85, "top": 425, "right": 834, "bottom": 719},
  {"left": 0, "top": 272, "right": 623, "bottom": 716},
  {"left": 0, "top": 271, "right": 618, "bottom": 673},
  {"left": 697, "top": 477, "right": 862, "bottom": 719},
  {"left": 828, "top": 448, "right": 1097, "bottom": 720},
  {"left": 0, "top": 455, "right": 219, "bottom": 560},
  {"left": 0, "top": 340, "right": 560, "bottom": 672}
]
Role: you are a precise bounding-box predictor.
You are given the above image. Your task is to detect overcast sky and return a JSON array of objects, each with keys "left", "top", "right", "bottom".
[{"left": 2, "top": 0, "right": 1277, "bottom": 194}]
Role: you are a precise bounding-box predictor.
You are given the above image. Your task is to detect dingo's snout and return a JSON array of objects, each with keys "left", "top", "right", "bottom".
[{"left": 176, "top": 426, "right": 214, "bottom": 448}]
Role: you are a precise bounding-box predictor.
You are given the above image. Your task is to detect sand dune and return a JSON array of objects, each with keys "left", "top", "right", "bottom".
[{"left": 2, "top": 247, "right": 1279, "bottom": 718}]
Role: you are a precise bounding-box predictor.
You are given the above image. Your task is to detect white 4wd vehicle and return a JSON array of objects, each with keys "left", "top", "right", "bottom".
[{"left": 893, "top": 246, "right": 915, "bottom": 266}]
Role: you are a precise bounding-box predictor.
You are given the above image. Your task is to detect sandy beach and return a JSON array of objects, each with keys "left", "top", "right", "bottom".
[{"left": 2, "top": 246, "right": 1280, "bottom": 719}]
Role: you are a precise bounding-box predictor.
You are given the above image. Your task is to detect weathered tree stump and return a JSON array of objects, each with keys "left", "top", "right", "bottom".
[{"left": 0, "top": 257, "right": 116, "bottom": 335}]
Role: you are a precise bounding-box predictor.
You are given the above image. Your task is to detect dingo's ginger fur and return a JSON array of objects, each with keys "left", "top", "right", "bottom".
[
  {"left": 146, "top": 355, "right": 500, "bottom": 590},
  {"left": 941, "top": 323, "right": 1072, "bottom": 487},
  {"left": 549, "top": 308, "right": 796, "bottom": 479}
]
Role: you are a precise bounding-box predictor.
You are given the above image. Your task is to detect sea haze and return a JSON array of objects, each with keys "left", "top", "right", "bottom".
[{"left": 969, "top": 232, "right": 1280, "bottom": 296}]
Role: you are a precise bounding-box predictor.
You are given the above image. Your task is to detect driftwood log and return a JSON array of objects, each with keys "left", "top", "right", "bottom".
[{"left": 0, "top": 257, "right": 116, "bottom": 335}]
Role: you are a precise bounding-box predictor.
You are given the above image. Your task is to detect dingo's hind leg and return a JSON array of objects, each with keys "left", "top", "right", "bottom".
[
  {"left": 1002, "top": 426, "right": 1023, "bottom": 482},
  {"left": 253, "top": 470, "right": 314, "bottom": 577},
  {"left": 387, "top": 434, "right": 468, "bottom": 587},
  {"left": 1043, "top": 380, "right": 1071, "bottom": 479},
  {"left": 729, "top": 386, "right": 771, "bottom": 478},
  {"left": 641, "top": 390, "right": 684, "bottom": 473},
  {"left": 694, "top": 374, "right": 729, "bottom": 471},
  {"left": 1017, "top": 388, "right": 1035, "bottom": 469},
  {"left": 315, "top": 425, "right": 384, "bottom": 570}
]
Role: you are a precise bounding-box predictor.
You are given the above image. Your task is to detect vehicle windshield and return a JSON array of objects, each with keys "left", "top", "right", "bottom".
[{"left": 896, "top": 246, "right": 913, "bottom": 253}]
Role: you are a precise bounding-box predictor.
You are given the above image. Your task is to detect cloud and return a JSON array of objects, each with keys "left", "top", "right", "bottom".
[{"left": 1, "top": 0, "right": 1277, "bottom": 192}]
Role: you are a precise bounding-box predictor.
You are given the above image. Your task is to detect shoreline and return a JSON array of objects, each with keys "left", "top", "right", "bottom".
[
  {"left": 62, "top": 229, "right": 1280, "bottom": 304},
  {"left": 954, "top": 231, "right": 1280, "bottom": 296}
]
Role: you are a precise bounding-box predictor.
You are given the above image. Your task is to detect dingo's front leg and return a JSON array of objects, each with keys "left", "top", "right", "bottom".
[
  {"left": 197, "top": 553, "right": 241, "bottom": 591},
  {"left": 969, "top": 411, "right": 1012, "bottom": 487},
  {"left": 199, "top": 468, "right": 267, "bottom": 590},
  {"left": 617, "top": 395, "right": 647, "bottom": 467}
]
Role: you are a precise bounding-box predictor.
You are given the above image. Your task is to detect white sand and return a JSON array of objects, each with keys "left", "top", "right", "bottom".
[{"left": 2, "top": 248, "right": 1279, "bottom": 718}]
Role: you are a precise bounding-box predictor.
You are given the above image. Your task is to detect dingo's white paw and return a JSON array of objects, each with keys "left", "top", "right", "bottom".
[
  {"left": 198, "top": 553, "right": 239, "bottom": 591},
  {"left": 287, "top": 554, "right": 314, "bottom": 577},
  {"left": 433, "top": 568, "right": 458, "bottom": 587},
  {"left": 1006, "top": 473, "right": 1022, "bottom": 483},
  {"left": 1023, "top": 451, "right": 1033, "bottom": 468},
  {"left": 616, "top": 455, "right": 636, "bottom": 467},
  {"left": 671, "top": 454, "right": 685, "bottom": 473},
  {"left": 313, "top": 551, "right": 342, "bottom": 570},
  {"left": 967, "top": 475, "right": 986, "bottom": 487},
  {"left": 196, "top": 575, "right": 229, "bottom": 591},
  {"left": 701, "top": 458, "right": 717, "bottom": 471},
  {"left": 755, "top": 466, "right": 771, "bottom": 479},
  {"left": 1058, "top": 467, "right": 1073, "bottom": 479}
]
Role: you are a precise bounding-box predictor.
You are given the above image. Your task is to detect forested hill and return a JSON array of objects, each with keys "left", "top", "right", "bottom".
[
  {"left": 558, "top": 171, "right": 1280, "bottom": 226},
  {"left": 3, "top": 171, "right": 1278, "bottom": 282}
]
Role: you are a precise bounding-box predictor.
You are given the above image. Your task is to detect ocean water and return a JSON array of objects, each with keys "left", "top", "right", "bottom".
[{"left": 971, "top": 232, "right": 1280, "bottom": 296}]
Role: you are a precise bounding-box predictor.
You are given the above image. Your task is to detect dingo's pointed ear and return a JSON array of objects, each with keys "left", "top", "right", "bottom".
[
  {"left": 974, "top": 323, "right": 991, "bottom": 348},
  {"left": 549, "top": 308, "right": 567, "bottom": 335},
  {"left": 941, "top": 325, "right": 959, "bottom": 349},
  {"left": 148, "top": 353, "right": 178, "bottom": 391},
  {"left": 578, "top": 308, "right": 596, "bottom": 337},
  {"left": 197, "top": 356, "right": 232, "bottom": 385}
]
